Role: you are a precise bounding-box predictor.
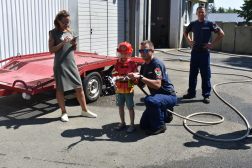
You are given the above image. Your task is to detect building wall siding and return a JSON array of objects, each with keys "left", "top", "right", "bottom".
[
  {"left": 78, "top": 0, "right": 125, "bottom": 56},
  {"left": 0, "top": 0, "right": 68, "bottom": 66}
]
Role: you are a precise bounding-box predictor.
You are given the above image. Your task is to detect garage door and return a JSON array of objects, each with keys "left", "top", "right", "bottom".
[{"left": 78, "top": 0, "right": 125, "bottom": 56}]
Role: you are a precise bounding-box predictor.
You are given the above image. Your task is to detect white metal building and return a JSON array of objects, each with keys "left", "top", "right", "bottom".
[
  {"left": 208, "top": 13, "right": 249, "bottom": 22},
  {"left": 0, "top": 0, "right": 214, "bottom": 67},
  {"left": 77, "top": 0, "right": 125, "bottom": 56},
  {"left": 0, "top": 0, "right": 126, "bottom": 66},
  {"left": 0, "top": 0, "right": 68, "bottom": 66}
]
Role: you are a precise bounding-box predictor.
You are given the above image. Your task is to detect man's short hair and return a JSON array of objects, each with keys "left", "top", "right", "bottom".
[
  {"left": 141, "top": 40, "right": 154, "bottom": 50},
  {"left": 196, "top": 5, "right": 205, "bottom": 12}
]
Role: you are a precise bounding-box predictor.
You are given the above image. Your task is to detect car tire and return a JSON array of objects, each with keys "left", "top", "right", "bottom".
[{"left": 83, "top": 72, "right": 102, "bottom": 103}]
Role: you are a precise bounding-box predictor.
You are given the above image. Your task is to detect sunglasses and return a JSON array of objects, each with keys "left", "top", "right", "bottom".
[
  {"left": 139, "top": 49, "right": 152, "bottom": 53},
  {"left": 60, "top": 20, "right": 71, "bottom": 25}
]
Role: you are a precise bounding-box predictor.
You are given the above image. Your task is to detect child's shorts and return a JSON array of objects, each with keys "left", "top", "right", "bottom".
[{"left": 116, "top": 92, "right": 134, "bottom": 108}]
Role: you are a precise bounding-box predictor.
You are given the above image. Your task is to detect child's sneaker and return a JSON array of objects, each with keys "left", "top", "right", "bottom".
[
  {"left": 61, "top": 113, "right": 69, "bottom": 122},
  {"left": 81, "top": 110, "right": 97, "bottom": 118}
]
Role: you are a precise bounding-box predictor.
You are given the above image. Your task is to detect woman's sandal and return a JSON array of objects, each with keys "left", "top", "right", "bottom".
[
  {"left": 126, "top": 125, "right": 136, "bottom": 133},
  {"left": 115, "top": 123, "right": 126, "bottom": 131}
]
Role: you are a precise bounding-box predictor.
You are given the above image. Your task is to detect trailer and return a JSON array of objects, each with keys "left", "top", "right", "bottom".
[{"left": 0, "top": 52, "right": 144, "bottom": 102}]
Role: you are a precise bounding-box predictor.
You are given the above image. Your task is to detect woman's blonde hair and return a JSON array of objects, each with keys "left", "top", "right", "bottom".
[{"left": 54, "top": 10, "right": 72, "bottom": 34}]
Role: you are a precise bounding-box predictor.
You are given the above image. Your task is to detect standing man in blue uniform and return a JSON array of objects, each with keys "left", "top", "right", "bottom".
[
  {"left": 128, "top": 40, "right": 177, "bottom": 135},
  {"left": 183, "top": 6, "right": 224, "bottom": 103}
]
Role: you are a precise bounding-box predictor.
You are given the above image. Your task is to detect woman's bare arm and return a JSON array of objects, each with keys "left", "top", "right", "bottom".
[{"left": 48, "top": 32, "right": 70, "bottom": 54}]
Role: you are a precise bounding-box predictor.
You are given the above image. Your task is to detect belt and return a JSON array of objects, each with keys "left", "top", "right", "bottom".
[
  {"left": 193, "top": 47, "right": 209, "bottom": 52},
  {"left": 170, "top": 91, "right": 176, "bottom": 96},
  {"left": 163, "top": 91, "right": 176, "bottom": 96},
  {"left": 120, "top": 81, "right": 128, "bottom": 83}
]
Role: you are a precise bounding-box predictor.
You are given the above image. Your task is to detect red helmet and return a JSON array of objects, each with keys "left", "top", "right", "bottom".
[{"left": 117, "top": 42, "right": 133, "bottom": 58}]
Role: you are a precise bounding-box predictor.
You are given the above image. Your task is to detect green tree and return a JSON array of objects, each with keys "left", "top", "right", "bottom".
[
  {"left": 237, "top": 0, "right": 252, "bottom": 22},
  {"left": 226, "top": 7, "right": 233, "bottom": 13},
  {"left": 208, "top": 3, "right": 237, "bottom": 13},
  {"left": 209, "top": 4, "right": 217, "bottom": 13},
  {"left": 217, "top": 7, "right": 225, "bottom": 13}
]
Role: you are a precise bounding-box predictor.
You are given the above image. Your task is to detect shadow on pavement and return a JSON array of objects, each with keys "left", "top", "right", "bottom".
[
  {"left": 61, "top": 123, "right": 148, "bottom": 151},
  {"left": 176, "top": 97, "right": 205, "bottom": 105},
  {"left": 223, "top": 56, "right": 252, "bottom": 70},
  {"left": 0, "top": 117, "right": 60, "bottom": 130},
  {"left": 184, "top": 130, "right": 252, "bottom": 150},
  {"left": 135, "top": 102, "right": 145, "bottom": 106},
  {"left": 135, "top": 97, "right": 145, "bottom": 106},
  {"left": 0, "top": 91, "right": 81, "bottom": 129}
]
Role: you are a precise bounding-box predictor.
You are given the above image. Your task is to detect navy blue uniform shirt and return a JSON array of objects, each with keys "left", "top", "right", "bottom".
[
  {"left": 186, "top": 19, "right": 221, "bottom": 49},
  {"left": 139, "top": 57, "right": 175, "bottom": 95}
]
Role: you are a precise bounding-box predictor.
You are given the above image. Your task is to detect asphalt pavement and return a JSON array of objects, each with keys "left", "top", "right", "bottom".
[{"left": 0, "top": 49, "right": 252, "bottom": 167}]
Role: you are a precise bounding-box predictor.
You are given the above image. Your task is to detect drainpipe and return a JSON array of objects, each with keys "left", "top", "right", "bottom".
[
  {"left": 135, "top": 0, "right": 144, "bottom": 57},
  {"left": 125, "top": 0, "right": 129, "bottom": 42},
  {"left": 143, "top": 0, "right": 146, "bottom": 40},
  {"left": 129, "top": 0, "right": 136, "bottom": 57},
  {"left": 188, "top": 1, "right": 193, "bottom": 22},
  {"left": 147, "top": 0, "right": 151, "bottom": 40},
  {"left": 178, "top": 0, "right": 182, "bottom": 48},
  {"left": 205, "top": 2, "right": 209, "bottom": 19}
]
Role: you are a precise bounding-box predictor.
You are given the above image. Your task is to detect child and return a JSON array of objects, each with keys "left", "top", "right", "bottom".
[{"left": 112, "top": 42, "right": 139, "bottom": 133}]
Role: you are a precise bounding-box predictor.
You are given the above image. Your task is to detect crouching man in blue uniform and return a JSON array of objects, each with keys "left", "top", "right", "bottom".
[
  {"left": 128, "top": 40, "right": 177, "bottom": 135},
  {"left": 183, "top": 6, "right": 224, "bottom": 103}
]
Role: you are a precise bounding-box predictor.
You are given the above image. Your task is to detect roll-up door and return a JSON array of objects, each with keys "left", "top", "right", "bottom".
[
  {"left": 108, "top": 0, "right": 125, "bottom": 56},
  {"left": 89, "top": 0, "right": 108, "bottom": 55},
  {"left": 78, "top": 0, "right": 91, "bottom": 54},
  {"left": 78, "top": 0, "right": 125, "bottom": 56}
]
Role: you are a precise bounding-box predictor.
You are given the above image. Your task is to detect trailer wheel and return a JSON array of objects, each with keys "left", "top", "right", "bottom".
[{"left": 83, "top": 72, "right": 102, "bottom": 103}]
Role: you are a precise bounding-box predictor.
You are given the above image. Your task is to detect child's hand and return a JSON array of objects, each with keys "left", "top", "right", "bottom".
[
  {"left": 127, "top": 73, "right": 139, "bottom": 80},
  {"left": 120, "top": 77, "right": 129, "bottom": 81},
  {"left": 116, "top": 76, "right": 125, "bottom": 81}
]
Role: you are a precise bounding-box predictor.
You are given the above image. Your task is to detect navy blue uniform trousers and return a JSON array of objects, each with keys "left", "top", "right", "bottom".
[
  {"left": 140, "top": 94, "right": 177, "bottom": 129},
  {"left": 188, "top": 50, "right": 211, "bottom": 97}
]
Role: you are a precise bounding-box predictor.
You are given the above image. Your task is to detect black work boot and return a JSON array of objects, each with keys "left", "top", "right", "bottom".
[
  {"left": 203, "top": 96, "right": 210, "bottom": 104},
  {"left": 146, "top": 125, "right": 167, "bottom": 135},
  {"left": 183, "top": 93, "right": 196, "bottom": 99},
  {"left": 165, "top": 108, "right": 173, "bottom": 123}
]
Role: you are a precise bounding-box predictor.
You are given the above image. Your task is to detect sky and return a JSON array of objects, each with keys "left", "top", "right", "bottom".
[
  {"left": 213, "top": 0, "right": 244, "bottom": 10},
  {"left": 193, "top": 0, "right": 245, "bottom": 13}
]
